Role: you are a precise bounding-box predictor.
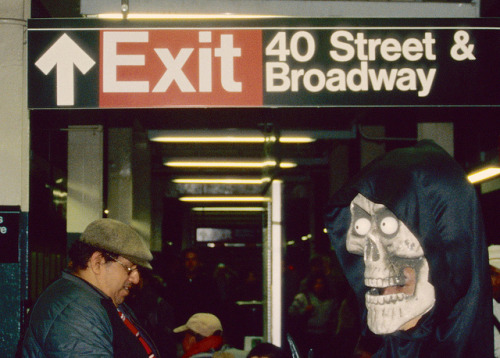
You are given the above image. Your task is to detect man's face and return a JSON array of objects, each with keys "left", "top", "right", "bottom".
[
  {"left": 100, "top": 256, "right": 140, "bottom": 306},
  {"left": 184, "top": 251, "right": 200, "bottom": 273},
  {"left": 182, "top": 331, "right": 197, "bottom": 353},
  {"left": 491, "top": 266, "right": 500, "bottom": 301}
]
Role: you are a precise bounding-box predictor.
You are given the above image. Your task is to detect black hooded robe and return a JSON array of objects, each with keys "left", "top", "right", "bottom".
[{"left": 325, "top": 140, "right": 493, "bottom": 357}]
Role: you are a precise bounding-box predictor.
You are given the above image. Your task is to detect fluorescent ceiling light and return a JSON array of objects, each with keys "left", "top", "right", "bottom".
[
  {"left": 173, "top": 178, "right": 265, "bottom": 184},
  {"left": 279, "top": 137, "right": 316, "bottom": 143},
  {"left": 164, "top": 160, "right": 296, "bottom": 168},
  {"left": 149, "top": 129, "right": 315, "bottom": 144},
  {"left": 468, "top": 167, "right": 500, "bottom": 184},
  {"left": 192, "top": 207, "right": 265, "bottom": 212},
  {"left": 180, "top": 196, "right": 270, "bottom": 202},
  {"left": 155, "top": 136, "right": 269, "bottom": 143},
  {"left": 151, "top": 136, "right": 314, "bottom": 144},
  {"left": 95, "top": 13, "right": 278, "bottom": 19}
]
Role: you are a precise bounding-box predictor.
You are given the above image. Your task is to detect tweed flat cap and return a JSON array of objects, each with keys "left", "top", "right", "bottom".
[{"left": 80, "top": 218, "right": 153, "bottom": 269}]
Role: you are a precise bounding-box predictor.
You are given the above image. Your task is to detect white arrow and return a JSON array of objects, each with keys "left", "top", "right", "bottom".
[{"left": 35, "top": 33, "right": 96, "bottom": 106}]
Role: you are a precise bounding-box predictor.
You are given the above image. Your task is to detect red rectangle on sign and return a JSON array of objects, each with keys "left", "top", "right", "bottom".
[{"left": 99, "top": 29, "right": 263, "bottom": 107}]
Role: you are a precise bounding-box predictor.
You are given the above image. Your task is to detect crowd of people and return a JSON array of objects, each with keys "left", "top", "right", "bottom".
[
  {"left": 20, "top": 217, "right": 352, "bottom": 358},
  {"left": 18, "top": 141, "right": 499, "bottom": 357}
]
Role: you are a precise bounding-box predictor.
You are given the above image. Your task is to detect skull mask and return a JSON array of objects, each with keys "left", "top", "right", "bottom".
[{"left": 346, "top": 193, "right": 435, "bottom": 335}]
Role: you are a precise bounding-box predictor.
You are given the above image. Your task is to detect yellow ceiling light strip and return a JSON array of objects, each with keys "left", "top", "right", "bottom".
[
  {"left": 191, "top": 207, "right": 265, "bottom": 212},
  {"left": 164, "top": 160, "right": 297, "bottom": 168},
  {"left": 150, "top": 136, "right": 314, "bottom": 143},
  {"left": 96, "top": 13, "right": 279, "bottom": 19},
  {"left": 468, "top": 167, "right": 500, "bottom": 184},
  {"left": 153, "top": 136, "right": 267, "bottom": 143},
  {"left": 179, "top": 196, "right": 270, "bottom": 202},
  {"left": 173, "top": 178, "right": 264, "bottom": 184}
]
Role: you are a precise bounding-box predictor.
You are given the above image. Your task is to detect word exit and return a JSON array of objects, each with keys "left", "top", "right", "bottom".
[{"left": 99, "top": 29, "right": 262, "bottom": 107}]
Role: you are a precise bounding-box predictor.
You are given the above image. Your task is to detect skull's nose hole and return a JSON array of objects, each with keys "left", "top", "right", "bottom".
[{"left": 365, "top": 238, "right": 380, "bottom": 261}]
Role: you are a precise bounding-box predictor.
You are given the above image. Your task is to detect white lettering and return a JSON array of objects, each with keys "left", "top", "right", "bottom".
[
  {"left": 103, "top": 31, "right": 149, "bottom": 93},
  {"left": 326, "top": 69, "right": 346, "bottom": 91},
  {"left": 303, "top": 69, "right": 325, "bottom": 92},
  {"left": 346, "top": 61, "right": 369, "bottom": 92},
  {"left": 329, "top": 31, "right": 355, "bottom": 62},
  {"left": 402, "top": 38, "right": 424, "bottom": 61},
  {"left": 291, "top": 69, "right": 304, "bottom": 92},
  {"left": 266, "top": 62, "right": 290, "bottom": 91},
  {"left": 153, "top": 48, "right": 195, "bottom": 92},
  {"left": 329, "top": 31, "right": 437, "bottom": 62},
  {"left": 214, "top": 35, "right": 242, "bottom": 92},
  {"left": 266, "top": 62, "right": 436, "bottom": 97},
  {"left": 199, "top": 31, "right": 212, "bottom": 92},
  {"left": 417, "top": 68, "right": 436, "bottom": 97},
  {"left": 380, "top": 38, "right": 401, "bottom": 62}
]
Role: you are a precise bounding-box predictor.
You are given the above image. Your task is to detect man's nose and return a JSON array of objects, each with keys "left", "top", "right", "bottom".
[{"left": 128, "top": 269, "right": 140, "bottom": 284}]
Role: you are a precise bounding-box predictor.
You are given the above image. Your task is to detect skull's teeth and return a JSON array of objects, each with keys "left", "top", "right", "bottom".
[
  {"left": 365, "top": 292, "right": 407, "bottom": 304},
  {"left": 365, "top": 277, "right": 404, "bottom": 288}
]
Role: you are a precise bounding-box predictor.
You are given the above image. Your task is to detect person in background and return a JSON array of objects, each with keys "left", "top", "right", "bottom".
[
  {"left": 246, "top": 342, "right": 285, "bottom": 358},
  {"left": 288, "top": 272, "right": 339, "bottom": 357},
  {"left": 174, "top": 313, "right": 247, "bottom": 358},
  {"left": 22, "top": 218, "right": 160, "bottom": 357},
  {"left": 168, "top": 248, "right": 221, "bottom": 327},
  {"left": 127, "top": 268, "right": 177, "bottom": 357},
  {"left": 489, "top": 245, "right": 500, "bottom": 358}
]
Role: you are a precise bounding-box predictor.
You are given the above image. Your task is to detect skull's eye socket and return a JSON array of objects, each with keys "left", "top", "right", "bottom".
[
  {"left": 379, "top": 216, "right": 398, "bottom": 235},
  {"left": 353, "top": 217, "right": 371, "bottom": 236}
]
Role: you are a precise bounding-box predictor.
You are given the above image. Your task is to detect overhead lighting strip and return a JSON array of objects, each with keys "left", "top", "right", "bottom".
[
  {"left": 148, "top": 129, "right": 316, "bottom": 144},
  {"left": 151, "top": 136, "right": 314, "bottom": 144},
  {"left": 173, "top": 178, "right": 265, "bottom": 184},
  {"left": 468, "top": 167, "right": 500, "bottom": 184},
  {"left": 95, "top": 13, "right": 279, "bottom": 19},
  {"left": 164, "top": 160, "right": 297, "bottom": 168},
  {"left": 191, "top": 207, "right": 265, "bottom": 212},
  {"left": 180, "top": 196, "right": 270, "bottom": 202}
]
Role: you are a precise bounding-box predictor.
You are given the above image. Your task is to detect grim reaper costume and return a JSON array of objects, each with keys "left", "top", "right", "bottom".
[{"left": 325, "top": 140, "right": 493, "bottom": 357}]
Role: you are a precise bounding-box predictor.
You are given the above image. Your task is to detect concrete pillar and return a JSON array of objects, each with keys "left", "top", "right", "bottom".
[
  {"left": 132, "top": 130, "right": 156, "bottom": 250},
  {"left": 67, "top": 125, "right": 104, "bottom": 246},
  {"left": 107, "top": 128, "right": 133, "bottom": 224},
  {"left": 0, "top": 0, "right": 30, "bottom": 355},
  {"left": 418, "top": 122, "right": 454, "bottom": 157},
  {"left": 107, "top": 128, "right": 156, "bottom": 251}
]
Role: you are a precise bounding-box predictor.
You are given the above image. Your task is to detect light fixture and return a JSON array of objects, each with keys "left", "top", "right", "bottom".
[
  {"left": 95, "top": 13, "right": 279, "bottom": 19},
  {"left": 467, "top": 167, "right": 500, "bottom": 184},
  {"left": 149, "top": 129, "right": 315, "bottom": 144},
  {"left": 173, "top": 178, "right": 265, "bottom": 185},
  {"left": 192, "top": 207, "right": 265, "bottom": 212},
  {"left": 179, "top": 196, "right": 270, "bottom": 202},
  {"left": 164, "top": 160, "right": 296, "bottom": 169}
]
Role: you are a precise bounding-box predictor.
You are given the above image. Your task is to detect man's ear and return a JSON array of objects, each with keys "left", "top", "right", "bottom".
[{"left": 88, "top": 251, "right": 105, "bottom": 274}]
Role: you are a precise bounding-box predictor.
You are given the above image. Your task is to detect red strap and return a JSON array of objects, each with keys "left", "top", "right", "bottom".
[{"left": 117, "top": 309, "right": 156, "bottom": 358}]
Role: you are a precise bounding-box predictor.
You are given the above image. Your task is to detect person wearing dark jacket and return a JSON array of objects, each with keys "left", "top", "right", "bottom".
[
  {"left": 22, "top": 218, "right": 160, "bottom": 357},
  {"left": 325, "top": 140, "right": 493, "bottom": 357}
]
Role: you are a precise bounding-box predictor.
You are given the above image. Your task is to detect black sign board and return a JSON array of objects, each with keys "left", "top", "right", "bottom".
[
  {"left": 0, "top": 206, "right": 20, "bottom": 263},
  {"left": 27, "top": 18, "right": 500, "bottom": 108}
]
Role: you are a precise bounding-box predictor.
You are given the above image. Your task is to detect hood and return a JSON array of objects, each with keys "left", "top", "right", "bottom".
[{"left": 325, "top": 140, "right": 493, "bottom": 357}]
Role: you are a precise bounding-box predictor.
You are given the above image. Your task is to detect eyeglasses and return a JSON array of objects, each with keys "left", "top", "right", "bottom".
[{"left": 105, "top": 253, "right": 138, "bottom": 276}]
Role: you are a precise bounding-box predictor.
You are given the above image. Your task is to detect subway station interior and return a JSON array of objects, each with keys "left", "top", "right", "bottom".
[{"left": 1, "top": 0, "right": 500, "bottom": 356}]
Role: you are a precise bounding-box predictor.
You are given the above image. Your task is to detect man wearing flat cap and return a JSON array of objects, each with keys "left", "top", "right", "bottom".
[
  {"left": 174, "top": 312, "right": 247, "bottom": 358},
  {"left": 22, "top": 218, "right": 160, "bottom": 357}
]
